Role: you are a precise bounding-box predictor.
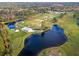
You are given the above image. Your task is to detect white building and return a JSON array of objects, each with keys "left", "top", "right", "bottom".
[
  {"left": 21, "top": 27, "right": 34, "bottom": 32},
  {"left": 54, "top": 11, "right": 65, "bottom": 14},
  {"left": 14, "top": 29, "right": 20, "bottom": 32}
]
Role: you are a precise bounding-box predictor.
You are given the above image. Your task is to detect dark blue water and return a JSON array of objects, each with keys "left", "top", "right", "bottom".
[
  {"left": 18, "top": 24, "right": 67, "bottom": 56},
  {"left": 5, "top": 18, "right": 24, "bottom": 29}
]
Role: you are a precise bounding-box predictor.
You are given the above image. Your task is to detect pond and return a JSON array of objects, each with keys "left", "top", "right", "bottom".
[{"left": 18, "top": 24, "right": 67, "bottom": 56}]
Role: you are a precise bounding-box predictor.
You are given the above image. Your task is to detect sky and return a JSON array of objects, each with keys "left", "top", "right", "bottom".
[{"left": 0, "top": 0, "right": 79, "bottom": 2}]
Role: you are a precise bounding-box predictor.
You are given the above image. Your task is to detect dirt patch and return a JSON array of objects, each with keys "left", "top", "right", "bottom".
[{"left": 48, "top": 48, "right": 63, "bottom": 56}]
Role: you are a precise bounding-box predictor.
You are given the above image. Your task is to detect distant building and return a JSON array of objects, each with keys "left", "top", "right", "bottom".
[{"left": 54, "top": 11, "right": 65, "bottom": 14}]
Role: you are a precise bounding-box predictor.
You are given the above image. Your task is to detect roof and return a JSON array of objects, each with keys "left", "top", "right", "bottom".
[{"left": 21, "top": 27, "right": 34, "bottom": 32}]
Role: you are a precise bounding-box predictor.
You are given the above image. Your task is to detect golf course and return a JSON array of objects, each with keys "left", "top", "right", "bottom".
[{"left": 0, "top": 12, "right": 79, "bottom": 56}]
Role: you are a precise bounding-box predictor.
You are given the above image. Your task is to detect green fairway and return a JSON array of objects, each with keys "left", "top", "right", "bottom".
[
  {"left": 39, "top": 13, "right": 79, "bottom": 56},
  {"left": 0, "top": 13, "right": 79, "bottom": 56}
]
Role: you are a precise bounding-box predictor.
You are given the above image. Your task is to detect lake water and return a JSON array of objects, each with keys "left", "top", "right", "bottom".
[{"left": 18, "top": 24, "right": 68, "bottom": 56}]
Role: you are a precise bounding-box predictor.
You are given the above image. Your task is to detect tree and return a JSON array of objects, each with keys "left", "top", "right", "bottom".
[
  {"left": 0, "top": 23, "right": 12, "bottom": 56},
  {"left": 52, "top": 18, "right": 57, "bottom": 23}
]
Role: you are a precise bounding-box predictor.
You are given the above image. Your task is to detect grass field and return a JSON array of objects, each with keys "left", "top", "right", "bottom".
[
  {"left": 39, "top": 13, "right": 79, "bottom": 56},
  {"left": 0, "top": 13, "right": 79, "bottom": 56}
]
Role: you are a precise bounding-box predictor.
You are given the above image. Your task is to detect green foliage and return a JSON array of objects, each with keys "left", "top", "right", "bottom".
[{"left": 0, "top": 12, "right": 79, "bottom": 56}]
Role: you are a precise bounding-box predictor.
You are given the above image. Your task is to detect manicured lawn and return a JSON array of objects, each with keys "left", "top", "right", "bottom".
[
  {"left": 0, "top": 13, "right": 79, "bottom": 56},
  {"left": 39, "top": 13, "right": 79, "bottom": 56}
]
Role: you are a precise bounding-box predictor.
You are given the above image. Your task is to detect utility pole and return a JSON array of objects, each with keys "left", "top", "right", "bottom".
[{"left": 0, "top": 23, "right": 12, "bottom": 56}]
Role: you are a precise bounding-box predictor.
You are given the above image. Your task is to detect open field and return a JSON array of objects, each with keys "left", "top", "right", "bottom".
[
  {"left": 39, "top": 13, "right": 79, "bottom": 56},
  {"left": 0, "top": 12, "right": 79, "bottom": 56}
]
